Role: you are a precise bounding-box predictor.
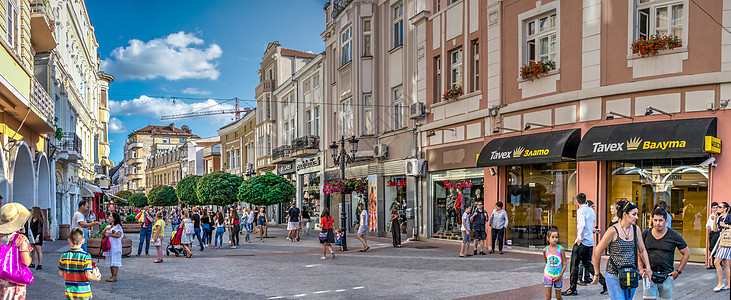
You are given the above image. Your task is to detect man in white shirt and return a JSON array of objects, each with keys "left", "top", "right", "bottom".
[
  {"left": 71, "top": 200, "right": 100, "bottom": 252},
  {"left": 563, "top": 193, "right": 606, "bottom": 296}
]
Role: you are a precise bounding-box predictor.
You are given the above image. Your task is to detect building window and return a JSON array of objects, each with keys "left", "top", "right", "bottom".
[
  {"left": 313, "top": 74, "right": 320, "bottom": 88},
  {"left": 636, "top": 0, "right": 683, "bottom": 40},
  {"left": 179, "top": 138, "right": 185, "bottom": 143},
  {"left": 284, "top": 121, "right": 290, "bottom": 145},
  {"left": 290, "top": 119, "right": 295, "bottom": 141},
  {"left": 341, "top": 98, "right": 353, "bottom": 137},
  {"left": 341, "top": 26, "right": 352, "bottom": 66},
  {"left": 314, "top": 106, "right": 320, "bottom": 136},
  {"left": 435, "top": 0, "right": 440, "bottom": 11},
  {"left": 6, "top": 0, "right": 17, "bottom": 50},
  {"left": 472, "top": 40, "right": 479, "bottom": 92},
  {"left": 363, "top": 94, "right": 373, "bottom": 135},
  {"left": 525, "top": 12, "right": 557, "bottom": 65},
  {"left": 363, "top": 18, "right": 372, "bottom": 57},
  {"left": 435, "top": 56, "right": 442, "bottom": 103},
  {"left": 162, "top": 137, "right": 169, "bottom": 143},
  {"left": 266, "top": 134, "right": 272, "bottom": 155},
  {"left": 392, "top": 86, "right": 404, "bottom": 130},
  {"left": 449, "top": 48, "right": 463, "bottom": 88},
  {"left": 283, "top": 94, "right": 288, "bottom": 107},
  {"left": 306, "top": 110, "right": 312, "bottom": 135},
  {"left": 393, "top": 3, "right": 404, "bottom": 48},
  {"left": 266, "top": 95, "right": 271, "bottom": 120}
]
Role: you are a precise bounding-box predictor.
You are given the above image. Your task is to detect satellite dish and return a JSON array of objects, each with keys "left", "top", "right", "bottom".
[{"left": 181, "top": 125, "right": 189, "bottom": 131}]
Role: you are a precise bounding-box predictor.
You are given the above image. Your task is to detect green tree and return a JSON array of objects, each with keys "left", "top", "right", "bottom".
[
  {"left": 128, "top": 193, "right": 148, "bottom": 207},
  {"left": 113, "top": 190, "right": 132, "bottom": 206},
  {"left": 237, "top": 172, "right": 295, "bottom": 206},
  {"left": 147, "top": 186, "right": 178, "bottom": 206},
  {"left": 196, "top": 172, "right": 243, "bottom": 206},
  {"left": 176, "top": 175, "right": 201, "bottom": 206}
]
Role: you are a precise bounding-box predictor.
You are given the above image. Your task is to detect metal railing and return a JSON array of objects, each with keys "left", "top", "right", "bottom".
[
  {"left": 30, "top": 76, "right": 54, "bottom": 122},
  {"left": 57, "top": 133, "right": 81, "bottom": 154},
  {"left": 272, "top": 145, "right": 291, "bottom": 160},
  {"left": 292, "top": 135, "right": 320, "bottom": 152}
]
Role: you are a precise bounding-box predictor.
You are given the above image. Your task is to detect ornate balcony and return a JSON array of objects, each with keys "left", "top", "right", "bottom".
[
  {"left": 255, "top": 80, "right": 276, "bottom": 95},
  {"left": 54, "top": 133, "right": 82, "bottom": 161},
  {"left": 30, "top": 76, "right": 54, "bottom": 123},
  {"left": 29, "top": 0, "right": 56, "bottom": 52},
  {"left": 290, "top": 135, "right": 320, "bottom": 158},
  {"left": 271, "top": 145, "right": 294, "bottom": 164}
]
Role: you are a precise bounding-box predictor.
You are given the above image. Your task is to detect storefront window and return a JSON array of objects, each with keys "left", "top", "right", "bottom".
[
  {"left": 385, "top": 176, "right": 407, "bottom": 233},
  {"left": 607, "top": 159, "right": 708, "bottom": 262},
  {"left": 505, "top": 162, "right": 576, "bottom": 248},
  {"left": 432, "top": 169, "right": 485, "bottom": 240},
  {"left": 301, "top": 172, "right": 320, "bottom": 225}
]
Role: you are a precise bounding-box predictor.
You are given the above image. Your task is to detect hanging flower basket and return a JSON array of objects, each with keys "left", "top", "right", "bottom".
[
  {"left": 323, "top": 178, "right": 367, "bottom": 196},
  {"left": 631, "top": 35, "right": 682, "bottom": 57},
  {"left": 520, "top": 60, "right": 555, "bottom": 81},
  {"left": 442, "top": 85, "right": 463, "bottom": 101}
]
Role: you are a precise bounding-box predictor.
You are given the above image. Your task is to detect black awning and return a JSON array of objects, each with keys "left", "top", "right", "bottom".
[
  {"left": 476, "top": 129, "right": 581, "bottom": 167},
  {"left": 576, "top": 117, "right": 717, "bottom": 161}
]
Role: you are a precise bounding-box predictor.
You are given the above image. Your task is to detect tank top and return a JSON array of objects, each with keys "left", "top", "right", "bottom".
[
  {"left": 606, "top": 225, "right": 637, "bottom": 275},
  {"left": 544, "top": 245, "right": 563, "bottom": 279},
  {"left": 258, "top": 215, "right": 266, "bottom": 223}
]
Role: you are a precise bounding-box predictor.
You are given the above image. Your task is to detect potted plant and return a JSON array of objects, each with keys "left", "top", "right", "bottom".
[
  {"left": 442, "top": 85, "right": 463, "bottom": 102},
  {"left": 121, "top": 214, "right": 140, "bottom": 233},
  {"left": 520, "top": 60, "right": 555, "bottom": 81},
  {"left": 631, "top": 35, "right": 682, "bottom": 57},
  {"left": 87, "top": 224, "right": 133, "bottom": 257}
]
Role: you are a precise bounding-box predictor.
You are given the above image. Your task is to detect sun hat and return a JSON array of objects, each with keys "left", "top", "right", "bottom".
[{"left": 0, "top": 203, "right": 31, "bottom": 234}]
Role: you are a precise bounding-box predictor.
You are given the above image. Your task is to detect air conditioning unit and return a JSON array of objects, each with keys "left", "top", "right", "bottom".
[
  {"left": 406, "top": 159, "right": 425, "bottom": 177},
  {"left": 373, "top": 144, "right": 388, "bottom": 159},
  {"left": 409, "top": 102, "right": 427, "bottom": 119}
]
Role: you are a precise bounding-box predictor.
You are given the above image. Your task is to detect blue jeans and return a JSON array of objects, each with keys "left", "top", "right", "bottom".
[
  {"left": 605, "top": 273, "right": 636, "bottom": 300},
  {"left": 172, "top": 223, "right": 179, "bottom": 233},
  {"left": 194, "top": 227, "right": 203, "bottom": 248},
  {"left": 81, "top": 228, "right": 88, "bottom": 252},
  {"left": 244, "top": 223, "right": 252, "bottom": 241},
  {"left": 137, "top": 227, "right": 151, "bottom": 255},
  {"left": 202, "top": 224, "right": 210, "bottom": 245},
  {"left": 214, "top": 227, "right": 225, "bottom": 247}
]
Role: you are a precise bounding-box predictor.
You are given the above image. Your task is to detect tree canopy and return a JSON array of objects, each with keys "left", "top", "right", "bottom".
[
  {"left": 196, "top": 172, "right": 243, "bottom": 206},
  {"left": 176, "top": 175, "right": 201, "bottom": 206},
  {"left": 113, "top": 190, "right": 132, "bottom": 206},
  {"left": 237, "top": 172, "right": 295, "bottom": 206},
  {"left": 147, "top": 186, "right": 178, "bottom": 206},
  {"left": 128, "top": 193, "right": 148, "bottom": 207}
]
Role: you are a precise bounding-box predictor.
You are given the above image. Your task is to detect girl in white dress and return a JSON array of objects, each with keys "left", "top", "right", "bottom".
[{"left": 102, "top": 212, "right": 124, "bottom": 282}]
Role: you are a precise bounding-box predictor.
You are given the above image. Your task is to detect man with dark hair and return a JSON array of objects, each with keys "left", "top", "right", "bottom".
[
  {"left": 640, "top": 208, "right": 690, "bottom": 300},
  {"left": 707, "top": 202, "right": 720, "bottom": 269},
  {"left": 71, "top": 200, "right": 99, "bottom": 252},
  {"left": 489, "top": 201, "right": 508, "bottom": 254},
  {"left": 563, "top": 193, "right": 607, "bottom": 296},
  {"left": 470, "top": 201, "right": 489, "bottom": 255}
]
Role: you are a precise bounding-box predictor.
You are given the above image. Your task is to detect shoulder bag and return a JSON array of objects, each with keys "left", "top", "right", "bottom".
[
  {"left": 617, "top": 225, "right": 639, "bottom": 290},
  {"left": 0, "top": 233, "right": 34, "bottom": 285},
  {"left": 184, "top": 220, "right": 195, "bottom": 235},
  {"left": 720, "top": 227, "right": 731, "bottom": 247}
]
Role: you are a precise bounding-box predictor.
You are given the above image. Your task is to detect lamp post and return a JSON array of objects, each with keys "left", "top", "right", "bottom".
[{"left": 329, "top": 135, "right": 359, "bottom": 251}]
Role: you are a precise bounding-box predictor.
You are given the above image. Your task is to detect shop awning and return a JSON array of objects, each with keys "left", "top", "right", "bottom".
[
  {"left": 576, "top": 117, "right": 718, "bottom": 161},
  {"left": 81, "top": 183, "right": 102, "bottom": 198},
  {"left": 476, "top": 128, "right": 581, "bottom": 167}
]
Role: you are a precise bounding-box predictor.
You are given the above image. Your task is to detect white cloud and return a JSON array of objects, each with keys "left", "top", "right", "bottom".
[
  {"left": 101, "top": 31, "right": 222, "bottom": 81},
  {"left": 181, "top": 87, "right": 212, "bottom": 95},
  {"left": 109, "top": 95, "right": 235, "bottom": 124},
  {"left": 109, "top": 117, "right": 128, "bottom": 133}
]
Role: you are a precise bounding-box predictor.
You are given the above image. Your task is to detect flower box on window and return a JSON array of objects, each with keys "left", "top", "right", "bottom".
[
  {"left": 442, "top": 85, "right": 463, "bottom": 102},
  {"left": 631, "top": 35, "right": 682, "bottom": 57},
  {"left": 520, "top": 60, "right": 555, "bottom": 81}
]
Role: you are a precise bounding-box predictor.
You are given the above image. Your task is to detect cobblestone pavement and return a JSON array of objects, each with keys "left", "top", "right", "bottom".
[{"left": 25, "top": 225, "right": 730, "bottom": 299}]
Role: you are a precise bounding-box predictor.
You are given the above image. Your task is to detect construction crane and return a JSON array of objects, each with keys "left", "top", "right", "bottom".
[{"left": 160, "top": 97, "right": 253, "bottom": 120}]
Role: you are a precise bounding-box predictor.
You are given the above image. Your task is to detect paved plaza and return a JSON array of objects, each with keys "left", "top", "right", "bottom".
[{"left": 27, "top": 225, "right": 727, "bottom": 300}]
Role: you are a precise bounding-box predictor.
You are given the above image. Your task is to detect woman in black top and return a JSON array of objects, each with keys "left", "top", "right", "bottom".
[
  {"left": 29, "top": 206, "right": 43, "bottom": 269},
  {"left": 390, "top": 208, "right": 402, "bottom": 248},
  {"left": 201, "top": 208, "right": 212, "bottom": 247}
]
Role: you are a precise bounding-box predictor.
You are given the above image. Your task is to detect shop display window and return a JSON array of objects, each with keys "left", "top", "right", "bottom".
[
  {"left": 431, "top": 169, "right": 485, "bottom": 240},
  {"left": 385, "top": 176, "right": 407, "bottom": 233},
  {"left": 505, "top": 162, "right": 576, "bottom": 248},
  {"left": 607, "top": 159, "right": 708, "bottom": 262},
  {"left": 302, "top": 173, "right": 320, "bottom": 227}
]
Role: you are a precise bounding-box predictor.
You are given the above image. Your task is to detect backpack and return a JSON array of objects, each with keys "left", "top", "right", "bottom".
[{"left": 184, "top": 220, "right": 195, "bottom": 235}]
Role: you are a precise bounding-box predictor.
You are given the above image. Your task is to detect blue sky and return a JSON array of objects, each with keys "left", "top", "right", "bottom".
[{"left": 86, "top": 0, "right": 327, "bottom": 163}]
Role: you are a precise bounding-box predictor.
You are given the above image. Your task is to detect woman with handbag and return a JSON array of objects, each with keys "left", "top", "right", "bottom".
[
  {"left": 592, "top": 200, "right": 652, "bottom": 300},
  {"left": 319, "top": 208, "right": 335, "bottom": 260},
  {"left": 101, "top": 212, "right": 123, "bottom": 282},
  {"left": 151, "top": 212, "right": 165, "bottom": 263},
  {"left": 180, "top": 210, "right": 194, "bottom": 258},
  {"left": 0, "top": 203, "right": 33, "bottom": 299},
  {"left": 711, "top": 202, "right": 731, "bottom": 291}
]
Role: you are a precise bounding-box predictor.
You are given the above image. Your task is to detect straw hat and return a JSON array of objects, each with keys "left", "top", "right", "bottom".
[{"left": 0, "top": 203, "right": 31, "bottom": 234}]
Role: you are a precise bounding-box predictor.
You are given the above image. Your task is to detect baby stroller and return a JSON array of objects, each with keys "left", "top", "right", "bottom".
[{"left": 166, "top": 225, "right": 188, "bottom": 257}]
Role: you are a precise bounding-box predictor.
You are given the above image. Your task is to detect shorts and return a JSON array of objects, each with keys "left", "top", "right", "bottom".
[
  {"left": 358, "top": 226, "right": 368, "bottom": 235},
  {"left": 258, "top": 221, "right": 266, "bottom": 226},
  {"left": 643, "top": 276, "right": 674, "bottom": 299},
  {"left": 473, "top": 228, "right": 487, "bottom": 240},
  {"left": 543, "top": 275, "right": 563, "bottom": 289},
  {"left": 287, "top": 222, "right": 299, "bottom": 231},
  {"left": 462, "top": 231, "right": 471, "bottom": 243}
]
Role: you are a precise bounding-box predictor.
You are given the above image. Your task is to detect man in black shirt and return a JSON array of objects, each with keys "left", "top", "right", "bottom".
[
  {"left": 286, "top": 203, "right": 301, "bottom": 242},
  {"left": 640, "top": 208, "right": 690, "bottom": 300},
  {"left": 191, "top": 207, "right": 204, "bottom": 251}
]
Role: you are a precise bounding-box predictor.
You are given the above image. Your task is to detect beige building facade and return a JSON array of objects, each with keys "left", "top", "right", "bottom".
[{"left": 218, "top": 110, "right": 256, "bottom": 177}]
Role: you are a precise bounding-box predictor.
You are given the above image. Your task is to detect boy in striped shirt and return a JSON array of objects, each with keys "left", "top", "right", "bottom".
[{"left": 59, "top": 228, "right": 100, "bottom": 299}]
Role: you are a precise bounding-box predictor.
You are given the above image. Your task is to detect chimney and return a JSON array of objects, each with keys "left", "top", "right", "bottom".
[{"left": 169, "top": 123, "right": 175, "bottom": 130}]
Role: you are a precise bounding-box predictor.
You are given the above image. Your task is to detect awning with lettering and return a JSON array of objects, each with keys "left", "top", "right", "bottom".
[
  {"left": 476, "top": 128, "right": 581, "bottom": 167},
  {"left": 576, "top": 117, "right": 718, "bottom": 161}
]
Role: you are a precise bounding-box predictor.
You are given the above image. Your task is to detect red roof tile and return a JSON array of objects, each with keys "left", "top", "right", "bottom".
[{"left": 281, "top": 48, "right": 317, "bottom": 58}]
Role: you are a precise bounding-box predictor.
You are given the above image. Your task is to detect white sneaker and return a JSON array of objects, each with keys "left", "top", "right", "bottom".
[
  {"left": 713, "top": 285, "right": 727, "bottom": 292},
  {"left": 286, "top": 237, "right": 291, "bottom": 241}
]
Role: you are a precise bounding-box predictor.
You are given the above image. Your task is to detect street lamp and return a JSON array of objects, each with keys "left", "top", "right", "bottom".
[{"left": 329, "top": 135, "right": 359, "bottom": 251}]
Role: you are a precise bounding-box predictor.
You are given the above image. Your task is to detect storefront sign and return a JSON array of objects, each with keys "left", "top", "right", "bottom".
[
  {"left": 387, "top": 178, "right": 407, "bottom": 187},
  {"left": 297, "top": 156, "right": 321, "bottom": 171},
  {"left": 705, "top": 136, "right": 722, "bottom": 154},
  {"left": 476, "top": 129, "right": 581, "bottom": 167},
  {"left": 577, "top": 118, "right": 718, "bottom": 161},
  {"left": 443, "top": 180, "right": 473, "bottom": 189},
  {"left": 278, "top": 162, "right": 295, "bottom": 175}
]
